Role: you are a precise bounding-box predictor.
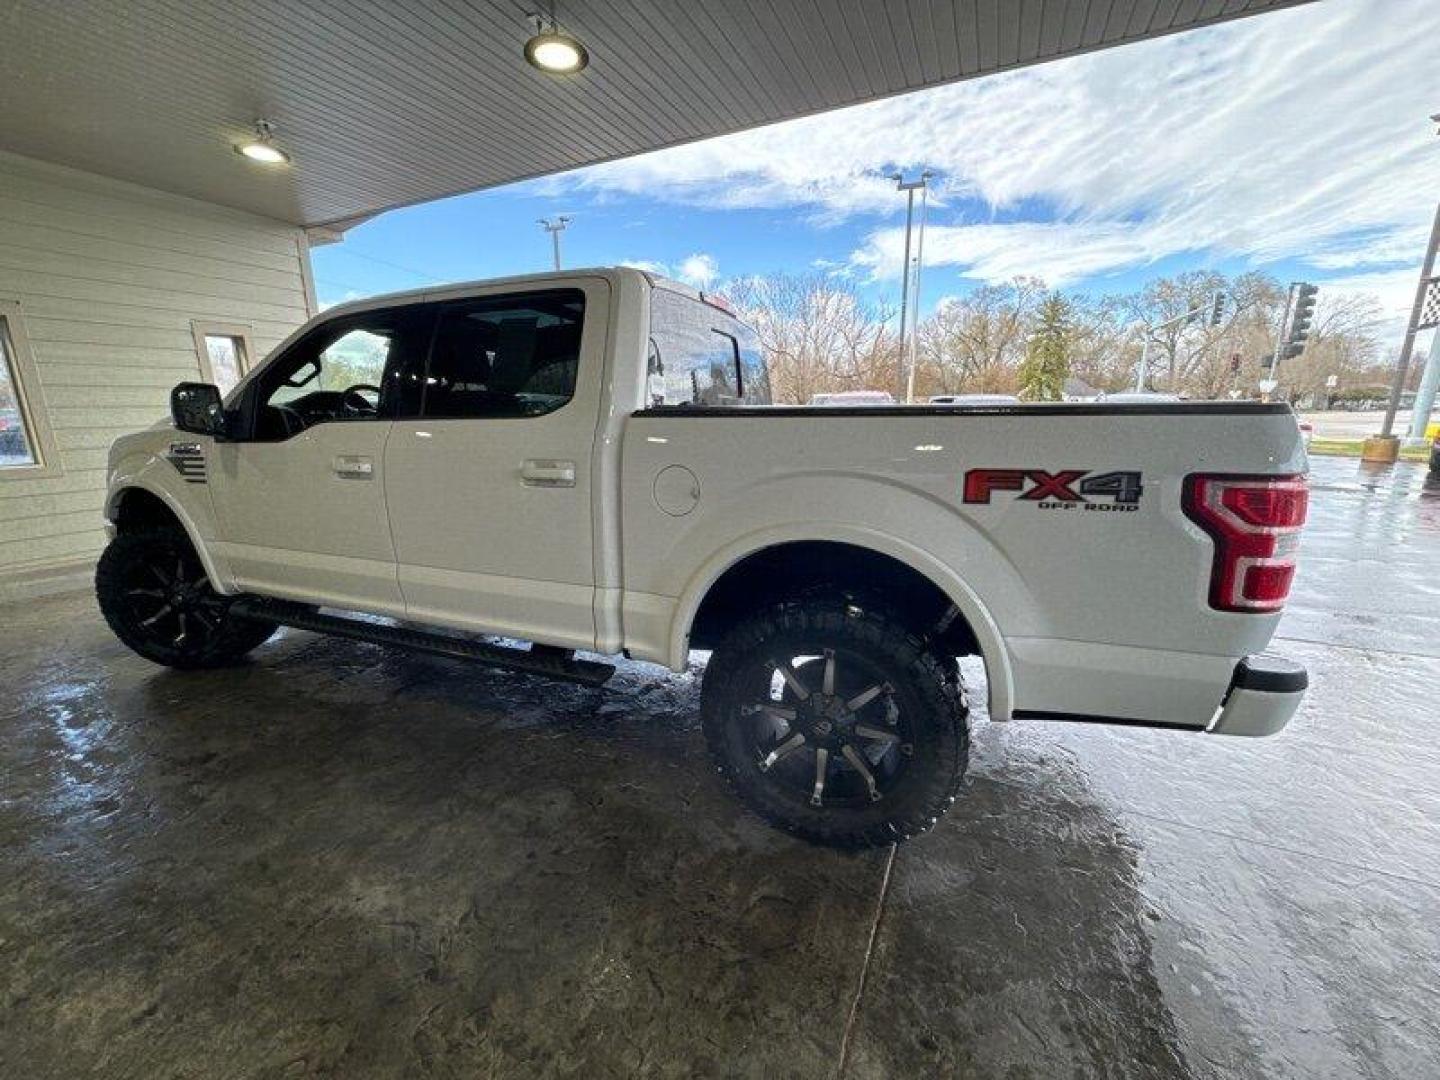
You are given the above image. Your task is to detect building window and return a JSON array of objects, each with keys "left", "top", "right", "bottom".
[
  {"left": 0, "top": 301, "right": 61, "bottom": 479},
  {"left": 191, "top": 321, "right": 255, "bottom": 397}
]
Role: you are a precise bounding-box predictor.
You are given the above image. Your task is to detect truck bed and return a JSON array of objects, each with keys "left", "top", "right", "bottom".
[{"left": 617, "top": 401, "right": 1306, "bottom": 728}]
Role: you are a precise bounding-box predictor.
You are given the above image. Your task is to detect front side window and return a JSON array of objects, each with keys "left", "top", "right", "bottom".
[
  {"left": 647, "top": 288, "right": 769, "bottom": 407},
  {"left": 247, "top": 306, "right": 430, "bottom": 440},
  {"left": 420, "top": 289, "right": 584, "bottom": 419}
]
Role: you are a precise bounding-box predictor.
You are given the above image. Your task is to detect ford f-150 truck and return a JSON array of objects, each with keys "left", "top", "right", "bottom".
[{"left": 99, "top": 267, "right": 1310, "bottom": 847}]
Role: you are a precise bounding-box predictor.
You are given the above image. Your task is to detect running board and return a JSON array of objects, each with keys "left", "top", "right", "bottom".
[{"left": 233, "top": 598, "right": 615, "bottom": 687}]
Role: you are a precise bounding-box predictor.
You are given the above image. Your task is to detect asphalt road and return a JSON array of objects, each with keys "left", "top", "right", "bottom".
[
  {"left": 1299, "top": 408, "right": 1434, "bottom": 440},
  {"left": 2, "top": 455, "right": 1436, "bottom": 1078}
]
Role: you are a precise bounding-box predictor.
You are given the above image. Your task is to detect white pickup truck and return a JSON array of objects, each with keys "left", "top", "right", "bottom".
[{"left": 99, "top": 267, "right": 1310, "bottom": 846}]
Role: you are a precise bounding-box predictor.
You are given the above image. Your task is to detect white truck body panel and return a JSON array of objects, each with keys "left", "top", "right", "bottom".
[
  {"left": 618, "top": 406, "right": 1304, "bottom": 725},
  {"left": 105, "top": 267, "right": 1308, "bottom": 736}
]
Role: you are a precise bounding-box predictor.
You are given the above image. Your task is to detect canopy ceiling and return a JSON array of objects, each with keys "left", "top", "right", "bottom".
[{"left": 0, "top": 0, "right": 1311, "bottom": 228}]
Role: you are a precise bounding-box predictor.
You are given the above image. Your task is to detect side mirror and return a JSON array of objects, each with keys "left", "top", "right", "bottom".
[{"left": 170, "top": 382, "right": 227, "bottom": 439}]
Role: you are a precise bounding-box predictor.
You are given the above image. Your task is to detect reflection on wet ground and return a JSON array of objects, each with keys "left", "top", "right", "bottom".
[{"left": 1, "top": 455, "right": 1436, "bottom": 1077}]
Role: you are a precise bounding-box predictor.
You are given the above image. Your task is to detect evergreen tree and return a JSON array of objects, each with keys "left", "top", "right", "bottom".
[{"left": 1018, "top": 293, "right": 1073, "bottom": 401}]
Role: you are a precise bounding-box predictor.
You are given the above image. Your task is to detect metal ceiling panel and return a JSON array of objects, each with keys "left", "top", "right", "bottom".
[{"left": 0, "top": 0, "right": 1312, "bottom": 228}]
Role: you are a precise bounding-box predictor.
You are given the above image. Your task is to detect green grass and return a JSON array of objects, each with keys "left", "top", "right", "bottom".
[{"left": 1307, "top": 437, "right": 1431, "bottom": 462}]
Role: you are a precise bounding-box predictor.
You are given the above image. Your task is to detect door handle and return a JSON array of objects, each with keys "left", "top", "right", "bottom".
[
  {"left": 521, "top": 459, "right": 576, "bottom": 488},
  {"left": 332, "top": 454, "right": 375, "bottom": 479}
]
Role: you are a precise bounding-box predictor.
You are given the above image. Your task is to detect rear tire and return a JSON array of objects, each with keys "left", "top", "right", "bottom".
[
  {"left": 701, "top": 595, "right": 969, "bottom": 848},
  {"left": 96, "top": 527, "right": 277, "bottom": 669}
]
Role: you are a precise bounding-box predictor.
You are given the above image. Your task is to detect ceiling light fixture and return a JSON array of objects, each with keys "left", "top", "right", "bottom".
[
  {"left": 524, "top": 8, "right": 588, "bottom": 74},
  {"left": 236, "top": 119, "right": 290, "bottom": 165}
]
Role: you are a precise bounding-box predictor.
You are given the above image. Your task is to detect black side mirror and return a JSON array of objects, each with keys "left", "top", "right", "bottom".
[{"left": 170, "top": 382, "right": 227, "bottom": 439}]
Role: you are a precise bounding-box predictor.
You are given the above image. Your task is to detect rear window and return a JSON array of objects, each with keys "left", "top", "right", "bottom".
[{"left": 647, "top": 288, "right": 770, "bottom": 407}]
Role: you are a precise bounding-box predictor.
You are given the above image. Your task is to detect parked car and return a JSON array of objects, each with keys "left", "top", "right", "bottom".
[
  {"left": 1094, "top": 391, "right": 1183, "bottom": 404},
  {"left": 98, "top": 267, "right": 1311, "bottom": 847},
  {"left": 928, "top": 394, "right": 1020, "bottom": 406},
  {"left": 808, "top": 390, "right": 895, "bottom": 406}
]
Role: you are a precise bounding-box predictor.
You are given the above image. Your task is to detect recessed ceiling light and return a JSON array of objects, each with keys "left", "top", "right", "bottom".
[
  {"left": 235, "top": 119, "right": 290, "bottom": 166},
  {"left": 524, "top": 11, "right": 588, "bottom": 74}
]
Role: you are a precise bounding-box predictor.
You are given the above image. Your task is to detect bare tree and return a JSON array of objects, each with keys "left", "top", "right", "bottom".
[
  {"left": 732, "top": 267, "right": 1387, "bottom": 406},
  {"left": 728, "top": 273, "right": 899, "bottom": 404},
  {"left": 916, "top": 277, "right": 1045, "bottom": 396}
]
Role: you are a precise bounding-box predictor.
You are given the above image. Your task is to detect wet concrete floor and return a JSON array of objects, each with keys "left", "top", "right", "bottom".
[{"left": 2, "top": 454, "right": 1437, "bottom": 1078}]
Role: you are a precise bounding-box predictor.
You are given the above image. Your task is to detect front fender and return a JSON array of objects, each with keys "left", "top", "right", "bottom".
[{"left": 106, "top": 442, "right": 236, "bottom": 594}]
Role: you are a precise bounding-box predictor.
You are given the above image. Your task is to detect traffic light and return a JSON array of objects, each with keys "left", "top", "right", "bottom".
[
  {"left": 1209, "top": 291, "right": 1227, "bottom": 327},
  {"left": 1282, "top": 282, "right": 1318, "bottom": 359},
  {"left": 1229, "top": 352, "right": 1241, "bottom": 373}
]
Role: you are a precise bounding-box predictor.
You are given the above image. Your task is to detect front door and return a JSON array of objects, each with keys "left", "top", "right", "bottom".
[
  {"left": 384, "top": 282, "right": 607, "bottom": 649},
  {"left": 209, "top": 303, "right": 431, "bottom": 614}
]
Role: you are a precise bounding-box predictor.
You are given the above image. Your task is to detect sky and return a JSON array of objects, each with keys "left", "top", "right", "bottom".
[{"left": 312, "top": 0, "right": 1438, "bottom": 345}]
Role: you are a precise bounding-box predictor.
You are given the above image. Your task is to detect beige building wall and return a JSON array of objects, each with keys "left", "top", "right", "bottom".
[{"left": 0, "top": 151, "right": 316, "bottom": 595}]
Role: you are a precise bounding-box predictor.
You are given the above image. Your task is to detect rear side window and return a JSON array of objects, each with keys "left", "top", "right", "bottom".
[
  {"left": 421, "top": 289, "right": 584, "bottom": 419},
  {"left": 648, "top": 288, "right": 769, "bottom": 407}
]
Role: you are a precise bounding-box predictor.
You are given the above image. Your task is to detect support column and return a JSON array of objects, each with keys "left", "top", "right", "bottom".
[{"left": 1406, "top": 329, "right": 1440, "bottom": 444}]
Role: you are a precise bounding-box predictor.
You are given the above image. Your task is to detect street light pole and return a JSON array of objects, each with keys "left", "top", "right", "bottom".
[
  {"left": 905, "top": 175, "right": 933, "bottom": 405},
  {"left": 1132, "top": 296, "right": 1227, "bottom": 393},
  {"left": 893, "top": 182, "right": 915, "bottom": 401},
  {"left": 890, "top": 171, "right": 932, "bottom": 402},
  {"left": 1133, "top": 334, "right": 1152, "bottom": 393},
  {"left": 538, "top": 216, "right": 571, "bottom": 271}
]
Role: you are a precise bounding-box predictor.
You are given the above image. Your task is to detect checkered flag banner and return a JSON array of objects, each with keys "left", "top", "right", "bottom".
[{"left": 1420, "top": 276, "right": 1440, "bottom": 330}]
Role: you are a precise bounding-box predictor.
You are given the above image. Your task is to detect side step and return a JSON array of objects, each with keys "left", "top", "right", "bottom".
[{"left": 233, "top": 598, "right": 615, "bottom": 687}]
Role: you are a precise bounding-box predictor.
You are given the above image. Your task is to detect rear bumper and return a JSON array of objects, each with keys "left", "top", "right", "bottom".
[{"left": 1208, "top": 653, "right": 1308, "bottom": 737}]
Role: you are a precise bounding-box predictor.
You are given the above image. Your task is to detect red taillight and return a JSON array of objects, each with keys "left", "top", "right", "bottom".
[{"left": 1183, "top": 474, "right": 1308, "bottom": 613}]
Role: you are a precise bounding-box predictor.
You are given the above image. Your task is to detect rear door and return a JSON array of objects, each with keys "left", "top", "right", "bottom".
[{"left": 383, "top": 280, "right": 610, "bottom": 648}]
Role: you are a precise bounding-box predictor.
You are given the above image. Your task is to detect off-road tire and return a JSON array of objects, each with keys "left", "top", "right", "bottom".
[
  {"left": 701, "top": 595, "right": 969, "bottom": 848},
  {"left": 96, "top": 527, "right": 277, "bottom": 669}
]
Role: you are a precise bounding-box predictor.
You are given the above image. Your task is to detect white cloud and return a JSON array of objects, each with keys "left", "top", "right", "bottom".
[
  {"left": 618, "top": 253, "right": 721, "bottom": 289},
  {"left": 677, "top": 253, "right": 719, "bottom": 288},
  {"left": 544, "top": 0, "right": 1435, "bottom": 296},
  {"left": 317, "top": 289, "right": 365, "bottom": 311},
  {"left": 849, "top": 220, "right": 1162, "bottom": 289}
]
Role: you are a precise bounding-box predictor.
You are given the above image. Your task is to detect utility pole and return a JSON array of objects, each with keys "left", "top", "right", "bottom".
[
  {"left": 538, "top": 216, "right": 571, "bottom": 271},
  {"left": 890, "top": 170, "right": 932, "bottom": 402}
]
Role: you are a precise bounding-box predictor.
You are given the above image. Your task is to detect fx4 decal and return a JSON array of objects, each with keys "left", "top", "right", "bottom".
[{"left": 963, "top": 469, "right": 1143, "bottom": 512}]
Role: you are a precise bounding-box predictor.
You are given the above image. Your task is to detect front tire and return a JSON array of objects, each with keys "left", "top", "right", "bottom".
[
  {"left": 96, "top": 527, "right": 277, "bottom": 669},
  {"left": 701, "top": 596, "right": 969, "bottom": 848}
]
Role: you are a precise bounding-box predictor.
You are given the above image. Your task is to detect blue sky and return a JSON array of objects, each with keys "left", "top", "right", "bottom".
[{"left": 314, "top": 0, "right": 1437, "bottom": 339}]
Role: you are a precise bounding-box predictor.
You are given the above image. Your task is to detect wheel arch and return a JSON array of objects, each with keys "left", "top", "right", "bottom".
[
  {"left": 669, "top": 527, "right": 1014, "bottom": 720},
  {"left": 105, "top": 482, "right": 231, "bottom": 594}
]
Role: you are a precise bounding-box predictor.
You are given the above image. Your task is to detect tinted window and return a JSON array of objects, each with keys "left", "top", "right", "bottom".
[
  {"left": 421, "top": 290, "right": 584, "bottom": 419},
  {"left": 648, "top": 288, "right": 770, "bottom": 407}
]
